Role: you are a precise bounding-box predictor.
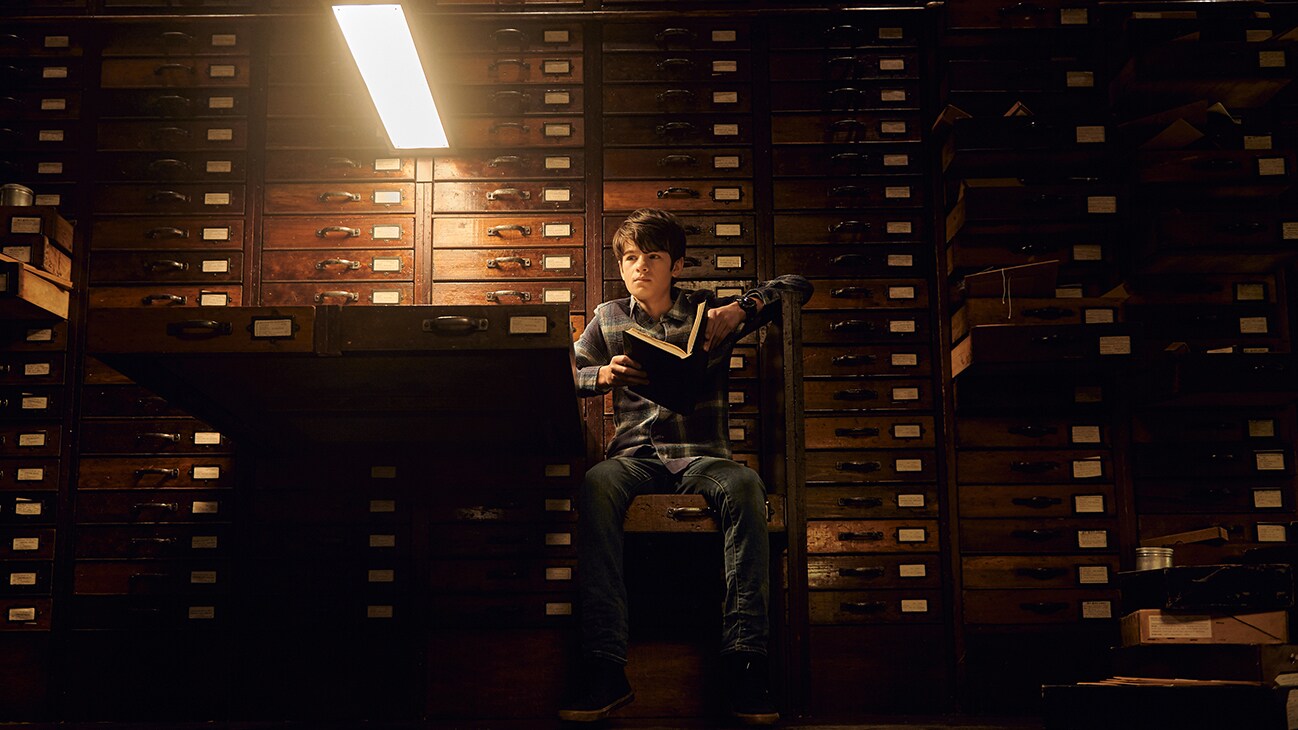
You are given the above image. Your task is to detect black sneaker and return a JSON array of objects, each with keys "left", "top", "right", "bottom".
[
  {"left": 558, "top": 657, "right": 635, "bottom": 722},
  {"left": 723, "top": 651, "right": 779, "bottom": 726}
]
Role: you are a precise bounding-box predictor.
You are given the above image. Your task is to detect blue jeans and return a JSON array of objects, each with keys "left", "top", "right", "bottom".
[{"left": 578, "top": 456, "right": 770, "bottom": 664}]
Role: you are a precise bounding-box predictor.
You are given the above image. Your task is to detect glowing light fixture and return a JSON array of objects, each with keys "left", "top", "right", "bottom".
[{"left": 332, "top": 3, "right": 449, "bottom": 149}]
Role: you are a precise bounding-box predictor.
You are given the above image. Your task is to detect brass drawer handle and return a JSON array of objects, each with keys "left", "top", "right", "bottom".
[
  {"left": 830, "top": 319, "right": 877, "bottom": 333},
  {"left": 1007, "top": 425, "right": 1057, "bottom": 437},
  {"left": 137, "top": 432, "right": 181, "bottom": 443},
  {"left": 486, "top": 256, "right": 532, "bottom": 269},
  {"left": 835, "top": 461, "right": 882, "bottom": 473},
  {"left": 491, "top": 28, "right": 528, "bottom": 46},
  {"left": 999, "top": 2, "right": 1047, "bottom": 15},
  {"left": 654, "top": 27, "right": 695, "bottom": 45},
  {"left": 488, "top": 155, "right": 524, "bottom": 168},
  {"left": 1010, "top": 529, "right": 1062, "bottom": 542},
  {"left": 1191, "top": 157, "right": 1240, "bottom": 171},
  {"left": 1011, "top": 496, "right": 1063, "bottom": 509},
  {"left": 838, "top": 531, "right": 883, "bottom": 542},
  {"left": 316, "top": 258, "right": 361, "bottom": 270},
  {"left": 318, "top": 191, "right": 360, "bottom": 203},
  {"left": 1011, "top": 242, "right": 1060, "bottom": 254},
  {"left": 1219, "top": 221, "right": 1266, "bottom": 234},
  {"left": 656, "top": 57, "right": 695, "bottom": 72},
  {"left": 130, "top": 501, "right": 177, "bottom": 514},
  {"left": 490, "top": 121, "right": 530, "bottom": 134},
  {"left": 832, "top": 354, "right": 876, "bottom": 366},
  {"left": 830, "top": 254, "right": 870, "bottom": 268},
  {"left": 1015, "top": 567, "right": 1067, "bottom": 580},
  {"left": 666, "top": 506, "right": 712, "bottom": 520},
  {"left": 1022, "top": 307, "right": 1074, "bottom": 320},
  {"left": 145, "top": 259, "right": 189, "bottom": 272},
  {"left": 831, "top": 118, "right": 866, "bottom": 131},
  {"left": 423, "top": 316, "right": 489, "bottom": 335},
  {"left": 657, "top": 186, "right": 698, "bottom": 199},
  {"left": 130, "top": 537, "right": 177, "bottom": 545},
  {"left": 488, "top": 224, "right": 531, "bottom": 237},
  {"left": 681, "top": 255, "right": 702, "bottom": 268},
  {"left": 829, "top": 219, "right": 869, "bottom": 233},
  {"left": 324, "top": 157, "right": 360, "bottom": 168},
  {"left": 316, "top": 226, "right": 360, "bottom": 238},
  {"left": 830, "top": 185, "right": 868, "bottom": 197},
  {"left": 490, "top": 90, "right": 530, "bottom": 109},
  {"left": 485, "top": 290, "right": 531, "bottom": 303},
  {"left": 836, "top": 496, "right": 882, "bottom": 508},
  {"left": 1028, "top": 333, "right": 1078, "bottom": 347},
  {"left": 145, "top": 226, "right": 188, "bottom": 239},
  {"left": 154, "top": 63, "right": 195, "bottom": 75},
  {"left": 488, "top": 58, "right": 531, "bottom": 72},
  {"left": 1026, "top": 193, "right": 1068, "bottom": 206},
  {"left": 486, "top": 187, "right": 531, "bottom": 201},
  {"left": 151, "top": 94, "right": 197, "bottom": 114},
  {"left": 160, "top": 30, "right": 195, "bottom": 45},
  {"left": 841, "top": 601, "right": 888, "bottom": 614},
  {"left": 1010, "top": 461, "right": 1060, "bottom": 473},
  {"left": 831, "top": 287, "right": 872, "bottom": 298},
  {"left": 147, "top": 190, "right": 190, "bottom": 204},
  {"left": 833, "top": 388, "right": 877, "bottom": 401},
  {"left": 655, "top": 121, "right": 697, "bottom": 136},
  {"left": 658, "top": 154, "right": 698, "bottom": 166},
  {"left": 656, "top": 88, "right": 695, "bottom": 104},
  {"left": 834, "top": 427, "right": 880, "bottom": 438},
  {"left": 314, "top": 290, "right": 358, "bottom": 303},
  {"left": 134, "top": 467, "right": 179, "bottom": 478},
  {"left": 142, "top": 294, "right": 186, "bottom": 305},
  {"left": 838, "top": 566, "right": 885, "bottom": 578},
  {"left": 150, "top": 126, "right": 191, "bottom": 140},
  {"left": 147, "top": 158, "right": 190, "bottom": 173},
  {"left": 164, "top": 319, "right": 232, "bottom": 337}
]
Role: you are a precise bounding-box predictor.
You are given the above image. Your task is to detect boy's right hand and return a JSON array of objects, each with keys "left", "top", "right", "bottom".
[{"left": 599, "top": 355, "right": 649, "bottom": 388}]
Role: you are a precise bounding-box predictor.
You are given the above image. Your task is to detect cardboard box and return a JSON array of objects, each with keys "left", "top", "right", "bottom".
[
  {"left": 1121, "top": 609, "right": 1288, "bottom": 647},
  {"left": 0, "top": 207, "right": 73, "bottom": 254}
]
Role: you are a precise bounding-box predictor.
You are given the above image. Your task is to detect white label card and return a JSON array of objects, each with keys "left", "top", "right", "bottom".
[
  {"left": 543, "top": 289, "right": 572, "bottom": 303},
  {"left": 44, "top": 35, "right": 69, "bottom": 48},
  {"left": 1077, "top": 566, "right": 1110, "bottom": 585},
  {"left": 208, "top": 65, "right": 236, "bottom": 79},
  {"left": 1099, "top": 336, "right": 1131, "bottom": 355},
  {"left": 1077, "top": 530, "right": 1108, "bottom": 548},
  {"left": 1073, "top": 495, "right": 1105, "bottom": 513},
  {"left": 713, "top": 124, "right": 740, "bottom": 136},
  {"left": 203, "top": 193, "right": 230, "bottom": 206},
  {"left": 8, "top": 608, "right": 37, "bottom": 622},
  {"left": 369, "top": 500, "right": 396, "bottom": 513},
  {"left": 897, "top": 528, "right": 927, "bottom": 543},
  {"left": 713, "top": 60, "right": 738, "bottom": 73},
  {"left": 367, "top": 606, "right": 393, "bottom": 619},
  {"left": 894, "top": 424, "right": 922, "bottom": 439},
  {"left": 546, "top": 567, "right": 573, "bottom": 581},
  {"left": 881, "top": 89, "right": 907, "bottom": 102},
  {"left": 199, "top": 292, "right": 228, "bottom": 306},
  {"left": 373, "top": 158, "right": 401, "bottom": 171},
  {"left": 712, "top": 29, "right": 737, "bottom": 42},
  {"left": 1284, "top": 222, "right": 1298, "bottom": 240},
  {"left": 883, "top": 154, "right": 909, "bottom": 167},
  {"left": 715, "top": 223, "right": 742, "bottom": 237},
  {"left": 544, "top": 123, "right": 572, "bottom": 137},
  {"left": 1258, "top": 524, "right": 1288, "bottom": 542},
  {"left": 1087, "top": 196, "right": 1117, "bottom": 214},
  {"left": 544, "top": 223, "right": 573, "bottom": 237},
  {"left": 18, "top": 433, "right": 46, "bottom": 447},
  {"left": 545, "top": 533, "right": 572, "bottom": 546},
  {"left": 881, "top": 121, "right": 908, "bottom": 135},
  {"left": 1245, "top": 135, "right": 1273, "bottom": 150},
  {"left": 543, "top": 188, "right": 571, "bottom": 202},
  {"left": 367, "top": 570, "right": 394, "bottom": 583},
  {"left": 899, "top": 563, "right": 927, "bottom": 578},
  {"left": 897, "top": 493, "right": 925, "bottom": 508},
  {"left": 892, "top": 387, "right": 919, "bottom": 401},
  {"left": 892, "top": 353, "right": 918, "bottom": 367},
  {"left": 190, "top": 571, "right": 217, "bottom": 584},
  {"left": 888, "top": 287, "right": 916, "bottom": 300},
  {"left": 23, "top": 363, "right": 50, "bottom": 377},
  {"left": 1258, "top": 51, "right": 1286, "bottom": 68},
  {"left": 545, "top": 603, "right": 573, "bottom": 616},
  {"left": 1071, "top": 426, "right": 1102, "bottom": 444},
  {"left": 885, "top": 186, "right": 912, "bottom": 199},
  {"left": 372, "top": 257, "right": 402, "bottom": 273},
  {"left": 21, "top": 397, "right": 47, "bottom": 410},
  {"left": 1081, "top": 601, "right": 1112, "bottom": 619},
  {"left": 713, "top": 187, "right": 742, "bottom": 201},
  {"left": 201, "top": 227, "right": 230, "bottom": 241},
  {"left": 372, "top": 225, "right": 401, "bottom": 240},
  {"left": 372, "top": 291, "right": 400, "bottom": 305},
  {"left": 192, "top": 501, "right": 218, "bottom": 514},
  {"left": 879, "top": 58, "right": 905, "bottom": 71},
  {"left": 900, "top": 599, "right": 928, "bottom": 613},
  {"left": 1072, "top": 459, "right": 1103, "bottom": 479},
  {"left": 1057, "top": 287, "right": 1084, "bottom": 299},
  {"left": 1240, "top": 316, "right": 1270, "bottom": 334},
  {"left": 192, "top": 466, "right": 221, "bottom": 480},
  {"left": 207, "top": 128, "right": 234, "bottom": 142},
  {"left": 716, "top": 255, "right": 744, "bottom": 269},
  {"left": 191, "top": 535, "right": 218, "bottom": 549},
  {"left": 40, "top": 98, "right": 67, "bottom": 111},
  {"left": 543, "top": 255, "right": 572, "bottom": 270},
  {"left": 374, "top": 191, "right": 402, "bottom": 204},
  {"left": 729, "top": 427, "right": 747, "bottom": 441},
  {"left": 545, "top": 498, "right": 573, "bottom": 511},
  {"left": 38, "top": 129, "right": 64, "bottom": 142},
  {"left": 1254, "top": 489, "right": 1284, "bottom": 509},
  {"left": 543, "top": 30, "right": 570, "bottom": 43},
  {"left": 369, "top": 534, "right": 396, "bottom": 548},
  {"left": 888, "top": 254, "right": 914, "bottom": 267},
  {"left": 1248, "top": 420, "right": 1276, "bottom": 438},
  {"left": 713, "top": 91, "right": 739, "bottom": 104},
  {"left": 1076, "top": 126, "right": 1105, "bottom": 143},
  {"left": 1060, "top": 8, "right": 1089, "bottom": 24},
  {"left": 201, "top": 259, "right": 229, "bottom": 273},
  {"left": 1258, "top": 158, "right": 1286, "bottom": 177},
  {"left": 894, "top": 458, "right": 923, "bottom": 472},
  {"left": 1084, "top": 308, "right": 1115, "bottom": 324},
  {"left": 208, "top": 96, "right": 235, "bottom": 110},
  {"left": 1236, "top": 283, "right": 1266, "bottom": 302},
  {"left": 714, "top": 155, "right": 741, "bottom": 169},
  {"left": 10, "top": 217, "right": 40, "bottom": 235},
  {"left": 544, "top": 156, "right": 571, "bottom": 170},
  {"left": 206, "top": 160, "right": 232, "bottom": 174},
  {"left": 9, "top": 573, "right": 37, "bottom": 586},
  {"left": 14, "top": 502, "right": 40, "bottom": 516},
  {"left": 1256, "top": 452, "right": 1286, "bottom": 471},
  {"left": 543, "top": 60, "right": 571, "bottom": 75},
  {"left": 43, "top": 67, "right": 68, "bottom": 79},
  {"left": 1148, "top": 614, "right": 1213, "bottom": 639},
  {"left": 211, "top": 34, "right": 237, "bottom": 46},
  {"left": 1066, "top": 71, "right": 1095, "bottom": 87},
  {"left": 1074, "top": 244, "right": 1103, "bottom": 261},
  {"left": 889, "top": 319, "right": 916, "bottom": 333},
  {"left": 37, "top": 162, "right": 62, "bottom": 175},
  {"left": 33, "top": 195, "right": 58, "bottom": 206},
  {"left": 16, "top": 469, "right": 43, "bottom": 481},
  {"left": 509, "top": 316, "right": 549, "bottom": 334},
  {"left": 12, "top": 538, "right": 39, "bottom": 551},
  {"left": 728, "top": 391, "right": 746, "bottom": 405}
]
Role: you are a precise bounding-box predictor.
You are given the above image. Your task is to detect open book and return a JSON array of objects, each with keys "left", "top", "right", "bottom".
[{"left": 623, "top": 300, "right": 708, "bottom": 414}]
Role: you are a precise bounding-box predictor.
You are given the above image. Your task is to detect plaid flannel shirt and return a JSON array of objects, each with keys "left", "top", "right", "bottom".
[{"left": 574, "top": 275, "right": 813, "bottom": 466}]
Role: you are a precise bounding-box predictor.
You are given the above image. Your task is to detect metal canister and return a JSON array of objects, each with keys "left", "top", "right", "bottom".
[
  {"left": 1, "top": 184, "right": 34, "bottom": 206},
  {"left": 1135, "top": 547, "right": 1174, "bottom": 571}
]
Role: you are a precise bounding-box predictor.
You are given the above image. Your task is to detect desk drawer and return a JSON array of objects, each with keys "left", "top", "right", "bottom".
[
  {"left": 263, "top": 216, "right": 415, "bottom": 249},
  {"left": 803, "top": 310, "right": 930, "bottom": 344},
  {"left": 0, "top": 425, "right": 60, "bottom": 457},
  {"left": 0, "top": 459, "right": 59, "bottom": 491},
  {"left": 96, "top": 152, "right": 248, "bottom": 182},
  {"left": 604, "top": 181, "right": 754, "bottom": 212},
  {"left": 77, "top": 456, "right": 234, "bottom": 490},
  {"left": 263, "top": 118, "right": 386, "bottom": 150},
  {"left": 91, "top": 216, "right": 246, "bottom": 250},
  {"left": 807, "top": 519, "right": 938, "bottom": 554},
  {"left": 962, "top": 589, "right": 1117, "bottom": 625},
  {"left": 959, "top": 484, "right": 1117, "bottom": 518},
  {"left": 603, "top": 52, "right": 749, "bottom": 82},
  {"left": 959, "top": 519, "right": 1117, "bottom": 553},
  {"left": 0, "top": 563, "right": 52, "bottom": 596},
  {"left": 605, "top": 147, "right": 753, "bottom": 179},
  {"left": 802, "top": 344, "right": 932, "bottom": 378},
  {"left": 264, "top": 183, "right": 415, "bottom": 214},
  {"left": 93, "top": 184, "right": 245, "bottom": 215},
  {"left": 432, "top": 247, "right": 583, "bottom": 280},
  {"left": 434, "top": 152, "right": 584, "bottom": 181},
  {"left": 434, "top": 216, "right": 583, "bottom": 247},
  {"left": 79, "top": 418, "right": 230, "bottom": 455},
  {"left": 259, "top": 283, "right": 413, "bottom": 307},
  {"left": 806, "top": 485, "right": 939, "bottom": 519},
  {"left": 804, "top": 378, "right": 933, "bottom": 412},
  {"left": 768, "top": 51, "right": 920, "bottom": 81},
  {"left": 772, "top": 113, "right": 923, "bottom": 144},
  {"left": 74, "top": 490, "right": 229, "bottom": 524},
  {"left": 438, "top": 85, "right": 585, "bottom": 116},
  {"left": 74, "top": 524, "right": 233, "bottom": 559},
  {"left": 98, "top": 88, "right": 247, "bottom": 118},
  {"left": 88, "top": 285, "right": 242, "bottom": 309},
  {"left": 431, "top": 281, "right": 584, "bottom": 310},
  {"left": 89, "top": 251, "right": 242, "bottom": 284},
  {"left": 806, "top": 415, "right": 935, "bottom": 449},
  {"left": 962, "top": 555, "right": 1119, "bottom": 589},
  {"left": 101, "top": 24, "right": 253, "bottom": 57},
  {"left": 806, "top": 450, "right": 936, "bottom": 484},
  {"left": 97, "top": 120, "right": 248, "bottom": 152},
  {"left": 957, "top": 417, "right": 1109, "bottom": 449},
  {"left": 0, "top": 494, "right": 56, "bottom": 525},
  {"left": 434, "top": 182, "right": 583, "bottom": 213},
  {"left": 603, "top": 115, "right": 753, "bottom": 146},
  {"left": 775, "top": 245, "right": 925, "bottom": 277},
  {"left": 427, "top": 558, "right": 577, "bottom": 593},
  {"left": 810, "top": 589, "right": 942, "bottom": 624},
  {"left": 436, "top": 53, "right": 584, "bottom": 84},
  {"left": 72, "top": 560, "right": 231, "bottom": 596},
  {"left": 100, "top": 58, "right": 250, "bottom": 88},
  {"left": 0, "top": 353, "right": 65, "bottom": 386},
  {"left": 451, "top": 117, "right": 584, "bottom": 148},
  {"left": 261, "top": 249, "right": 414, "bottom": 283},
  {"left": 1, "top": 598, "right": 52, "bottom": 631},
  {"left": 771, "top": 80, "right": 920, "bottom": 112},
  {"left": 807, "top": 555, "right": 941, "bottom": 590},
  {"left": 958, "top": 450, "right": 1112, "bottom": 484},
  {"left": 603, "top": 214, "right": 756, "bottom": 246},
  {"left": 605, "top": 83, "right": 751, "bottom": 114}
]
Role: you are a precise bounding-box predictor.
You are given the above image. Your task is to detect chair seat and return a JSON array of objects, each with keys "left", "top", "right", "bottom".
[{"left": 623, "top": 494, "right": 786, "bottom": 533}]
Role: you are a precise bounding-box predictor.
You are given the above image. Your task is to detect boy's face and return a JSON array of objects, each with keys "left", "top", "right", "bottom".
[{"left": 618, "top": 240, "right": 682, "bottom": 303}]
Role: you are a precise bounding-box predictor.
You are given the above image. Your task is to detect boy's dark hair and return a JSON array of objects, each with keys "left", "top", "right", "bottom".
[{"left": 611, "top": 208, "right": 687, "bottom": 264}]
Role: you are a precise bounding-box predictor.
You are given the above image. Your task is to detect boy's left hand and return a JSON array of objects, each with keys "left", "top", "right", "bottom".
[{"left": 703, "top": 302, "right": 745, "bottom": 351}]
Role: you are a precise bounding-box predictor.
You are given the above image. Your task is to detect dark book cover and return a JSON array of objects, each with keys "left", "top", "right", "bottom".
[{"left": 623, "top": 300, "right": 708, "bottom": 414}]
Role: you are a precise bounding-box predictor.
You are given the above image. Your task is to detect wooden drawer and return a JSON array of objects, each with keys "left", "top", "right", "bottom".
[
  {"left": 264, "top": 183, "right": 415, "bottom": 214},
  {"left": 768, "top": 51, "right": 920, "bottom": 82},
  {"left": 810, "top": 589, "right": 943, "bottom": 625},
  {"left": 803, "top": 310, "right": 930, "bottom": 344},
  {"left": 959, "top": 484, "right": 1117, "bottom": 518},
  {"left": 0, "top": 424, "right": 61, "bottom": 457},
  {"left": 957, "top": 417, "right": 1109, "bottom": 448},
  {"left": 0, "top": 388, "right": 63, "bottom": 420},
  {"left": 947, "top": 59, "right": 1101, "bottom": 94},
  {"left": 91, "top": 216, "right": 246, "bottom": 250},
  {"left": 1133, "top": 444, "right": 1292, "bottom": 479},
  {"left": 804, "top": 279, "right": 928, "bottom": 311},
  {"left": 264, "top": 118, "right": 387, "bottom": 150},
  {"left": 604, "top": 181, "right": 754, "bottom": 212},
  {"left": 263, "top": 215, "right": 415, "bottom": 249},
  {"left": 262, "top": 249, "right": 413, "bottom": 283},
  {"left": 604, "top": 83, "right": 751, "bottom": 114},
  {"left": 952, "top": 298, "right": 1123, "bottom": 343},
  {"left": 957, "top": 450, "right": 1112, "bottom": 484},
  {"left": 773, "top": 178, "right": 925, "bottom": 210},
  {"left": 0, "top": 598, "right": 52, "bottom": 631},
  {"left": 773, "top": 145, "right": 924, "bottom": 178},
  {"left": 604, "top": 147, "right": 753, "bottom": 179},
  {"left": 266, "top": 53, "right": 364, "bottom": 88},
  {"left": 264, "top": 151, "right": 415, "bottom": 182},
  {"left": 806, "top": 485, "right": 939, "bottom": 519},
  {"left": 0, "top": 323, "right": 65, "bottom": 353},
  {"left": 73, "top": 490, "right": 229, "bottom": 523},
  {"left": 955, "top": 181, "right": 1122, "bottom": 222},
  {"left": 0, "top": 493, "right": 57, "bottom": 525},
  {"left": 80, "top": 385, "right": 187, "bottom": 418},
  {"left": 961, "top": 555, "right": 1120, "bottom": 589},
  {"left": 73, "top": 560, "right": 231, "bottom": 596},
  {"left": 1128, "top": 303, "right": 1283, "bottom": 343},
  {"left": 804, "top": 378, "right": 933, "bottom": 412},
  {"left": 959, "top": 519, "right": 1117, "bottom": 553},
  {"left": 0, "top": 153, "right": 81, "bottom": 183},
  {"left": 805, "top": 450, "right": 936, "bottom": 484},
  {"left": 603, "top": 52, "right": 750, "bottom": 82},
  {"left": 806, "top": 415, "right": 935, "bottom": 449},
  {"left": 95, "top": 152, "right": 248, "bottom": 183},
  {"left": 0, "top": 353, "right": 65, "bottom": 385},
  {"left": 772, "top": 113, "right": 923, "bottom": 144},
  {"left": 0, "top": 458, "right": 59, "bottom": 491},
  {"left": 775, "top": 245, "right": 926, "bottom": 278},
  {"left": 807, "top": 519, "right": 939, "bottom": 554},
  {"left": 264, "top": 84, "right": 372, "bottom": 117},
  {"left": 88, "top": 251, "right": 242, "bottom": 284},
  {"left": 92, "top": 184, "right": 246, "bottom": 215},
  {"left": 434, "top": 216, "right": 583, "bottom": 247},
  {"left": 249, "top": 522, "right": 414, "bottom": 559},
  {"left": 260, "top": 283, "right": 413, "bottom": 307},
  {"left": 0, "top": 28, "right": 87, "bottom": 57},
  {"left": 0, "top": 122, "right": 79, "bottom": 151},
  {"left": 1135, "top": 480, "right": 1295, "bottom": 514},
  {"left": 775, "top": 213, "right": 926, "bottom": 244},
  {"left": 423, "top": 490, "right": 575, "bottom": 525},
  {"left": 251, "top": 489, "right": 412, "bottom": 524},
  {"left": 806, "top": 555, "right": 941, "bottom": 590},
  {"left": 433, "top": 247, "right": 582, "bottom": 281},
  {"left": 602, "top": 22, "right": 751, "bottom": 50},
  {"left": 1125, "top": 274, "right": 1279, "bottom": 306},
  {"left": 1142, "top": 210, "right": 1298, "bottom": 274},
  {"left": 451, "top": 117, "right": 584, "bottom": 148},
  {"left": 97, "top": 120, "right": 248, "bottom": 152},
  {"left": 427, "top": 558, "right": 577, "bottom": 594},
  {"left": 962, "top": 589, "right": 1118, "bottom": 625},
  {"left": 439, "top": 84, "right": 585, "bottom": 117},
  {"left": 602, "top": 244, "right": 758, "bottom": 277},
  {"left": 1140, "top": 514, "right": 1296, "bottom": 562},
  {"left": 427, "top": 22, "right": 584, "bottom": 52},
  {"left": 433, "top": 53, "right": 583, "bottom": 84},
  {"left": 434, "top": 152, "right": 584, "bottom": 181},
  {"left": 768, "top": 16, "right": 921, "bottom": 49},
  {"left": 4, "top": 60, "right": 85, "bottom": 89},
  {"left": 430, "top": 281, "right": 584, "bottom": 310},
  {"left": 770, "top": 80, "right": 921, "bottom": 112},
  {"left": 952, "top": 325, "right": 1134, "bottom": 377},
  {"left": 0, "top": 562, "right": 53, "bottom": 596},
  {"left": 76, "top": 456, "right": 235, "bottom": 490},
  {"left": 429, "top": 593, "right": 575, "bottom": 628},
  {"left": 433, "top": 182, "right": 583, "bottom": 213},
  {"left": 100, "top": 58, "right": 251, "bottom": 88},
  {"left": 79, "top": 419, "right": 231, "bottom": 455},
  {"left": 603, "top": 115, "right": 752, "bottom": 146},
  {"left": 98, "top": 88, "right": 247, "bottom": 118},
  {"left": 1, "top": 529, "right": 55, "bottom": 560},
  {"left": 101, "top": 23, "right": 253, "bottom": 56},
  {"left": 74, "top": 524, "right": 234, "bottom": 559},
  {"left": 427, "top": 524, "right": 577, "bottom": 558},
  {"left": 89, "top": 285, "right": 242, "bottom": 309},
  {"left": 1132, "top": 409, "right": 1290, "bottom": 444},
  {"left": 66, "top": 595, "right": 231, "bottom": 631},
  {"left": 603, "top": 214, "right": 756, "bottom": 246},
  {"left": 946, "top": 0, "right": 1096, "bottom": 30}
]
